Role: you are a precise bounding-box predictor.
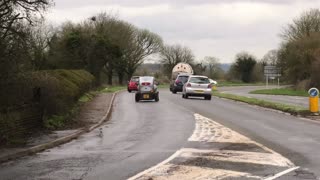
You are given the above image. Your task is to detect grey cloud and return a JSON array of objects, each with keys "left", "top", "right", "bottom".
[
  {"left": 49, "top": 0, "right": 320, "bottom": 62},
  {"left": 53, "top": 0, "right": 312, "bottom": 9}
]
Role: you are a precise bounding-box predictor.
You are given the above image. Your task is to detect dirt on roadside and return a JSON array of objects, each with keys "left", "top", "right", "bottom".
[{"left": 76, "top": 93, "right": 113, "bottom": 128}]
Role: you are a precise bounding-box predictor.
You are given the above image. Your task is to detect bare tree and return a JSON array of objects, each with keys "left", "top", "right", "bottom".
[
  {"left": 0, "top": 0, "right": 52, "bottom": 39},
  {"left": 282, "top": 9, "right": 320, "bottom": 42},
  {"left": 262, "top": 49, "right": 278, "bottom": 66},
  {"left": 89, "top": 13, "right": 163, "bottom": 84},
  {"left": 26, "top": 19, "right": 54, "bottom": 70},
  {"left": 124, "top": 29, "right": 163, "bottom": 80},
  {"left": 203, "top": 56, "right": 220, "bottom": 78},
  {"left": 160, "top": 44, "right": 195, "bottom": 76}
]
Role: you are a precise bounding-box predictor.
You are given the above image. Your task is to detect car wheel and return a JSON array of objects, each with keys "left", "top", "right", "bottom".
[
  {"left": 135, "top": 94, "right": 140, "bottom": 102},
  {"left": 205, "top": 95, "right": 211, "bottom": 100},
  {"left": 128, "top": 89, "right": 132, "bottom": 93},
  {"left": 155, "top": 93, "right": 159, "bottom": 102},
  {"left": 182, "top": 94, "right": 185, "bottom": 98},
  {"left": 185, "top": 94, "right": 189, "bottom": 99},
  {"left": 172, "top": 90, "right": 177, "bottom": 94}
]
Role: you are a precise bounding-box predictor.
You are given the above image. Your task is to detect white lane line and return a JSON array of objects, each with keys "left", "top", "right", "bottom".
[
  {"left": 127, "top": 150, "right": 182, "bottom": 180},
  {"left": 264, "top": 166, "right": 300, "bottom": 180},
  {"left": 195, "top": 113, "right": 294, "bottom": 167}
]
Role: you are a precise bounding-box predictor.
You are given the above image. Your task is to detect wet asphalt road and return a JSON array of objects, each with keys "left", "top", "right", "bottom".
[
  {"left": 0, "top": 91, "right": 195, "bottom": 180},
  {"left": 218, "top": 86, "right": 310, "bottom": 108},
  {"left": 1, "top": 89, "right": 320, "bottom": 179}
]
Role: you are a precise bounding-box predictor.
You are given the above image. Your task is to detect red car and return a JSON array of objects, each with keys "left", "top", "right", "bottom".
[{"left": 127, "top": 76, "right": 139, "bottom": 92}]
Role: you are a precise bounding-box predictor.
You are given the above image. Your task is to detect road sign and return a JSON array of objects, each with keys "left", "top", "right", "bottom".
[
  {"left": 308, "top": 88, "right": 319, "bottom": 97},
  {"left": 264, "top": 65, "right": 281, "bottom": 88},
  {"left": 308, "top": 88, "right": 319, "bottom": 113},
  {"left": 264, "top": 66, "right": 281, "bottom": 77}
]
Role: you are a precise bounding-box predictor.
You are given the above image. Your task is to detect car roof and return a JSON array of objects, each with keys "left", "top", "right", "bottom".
[
  {"left": 189, "top": 75, "right": 209, "bottom": 78},
  {"left": 177, "top": 74, "right": 190, "bottom": 77}
]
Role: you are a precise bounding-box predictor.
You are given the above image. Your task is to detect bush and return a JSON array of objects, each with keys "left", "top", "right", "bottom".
[
  {"left": 0, "top": 69, "right": 95, "bottom": 144},
  {"left": 32, "top": 69, "right": 95, "bottom": 117}
]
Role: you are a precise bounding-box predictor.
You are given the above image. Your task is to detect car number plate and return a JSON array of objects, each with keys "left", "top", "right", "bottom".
[
  {"left": 195, "top": 90, "right": 204, "bottom": 93},
  {"left": 143, "top": 94, "right": 149, "bottom": 99}
]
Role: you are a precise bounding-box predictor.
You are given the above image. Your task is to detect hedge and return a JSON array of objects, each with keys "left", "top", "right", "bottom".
[{"left": 0, "top": 69, "right": 95, "bottom": 145}]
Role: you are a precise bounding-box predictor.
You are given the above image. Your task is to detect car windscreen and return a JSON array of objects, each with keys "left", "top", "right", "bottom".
[
  {"left": 189, "top": 77, "right": 210, "bottom": 84},
  {"left": 178, "top": 76, "right": 189, "bottom": 83},
  {"left": 140, "top": 77, "right": 153, "bottom": 83}
]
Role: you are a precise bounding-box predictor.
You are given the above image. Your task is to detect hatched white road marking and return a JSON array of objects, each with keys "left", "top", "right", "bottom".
[
  {"left": 264, "top": 166, "right": 300, "bottom": 180},
  {"left": 128, "top": 114, "right": 296, "bottom": 180}
]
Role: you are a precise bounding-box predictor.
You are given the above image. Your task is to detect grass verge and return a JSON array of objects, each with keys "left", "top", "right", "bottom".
[
  {"left": 158, "top": 84, "right": 169, "bottom": 89},
  {"left": 99, "top": 86, "right": 126, "bottom": 93},
  {"left": 45, "top": 85, "right": 124, "bottom": 130},
  {"left": 250, "top": 88, "right": 308, "bottom": 97},
  {"left": 217, "top": 81, "right": 265, "bottom": 87},
  {"left": 212, "top": 91, "right": 309, "bottom": 116}
]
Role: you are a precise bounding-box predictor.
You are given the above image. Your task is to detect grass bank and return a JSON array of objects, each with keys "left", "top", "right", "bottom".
[
  {"left": 212, "top": 91, "right": 308, "bottom": 116},
  {"left": 250, "top": 88, "right": 308, "bottom": 97},
  {"left": 218, "top": 81, "right": 265, "bottom": 87},
  {"left": 99, "top": 86, "right": 126, "bottom": 93},
  {"left": 45, "top": 85, "right": 125, "bottom": 130}
]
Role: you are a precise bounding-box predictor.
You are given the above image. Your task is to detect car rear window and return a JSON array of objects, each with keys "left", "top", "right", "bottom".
[
  {"left": 178, "top": 76, "right": 189, "bottom": 83},
  {"left": 189, "top": 77, "right": 210, "bottom": 84},
  {"left": 140, "top": 77, "right": 153, "bottom": 82},
  {"left": 131, "top": 77, "right": 139, "bottom": 82}
]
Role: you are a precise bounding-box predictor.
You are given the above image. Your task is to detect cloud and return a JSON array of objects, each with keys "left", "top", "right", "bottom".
[{"left": 46, "top": 0, "right": 320, "bottom": 63}]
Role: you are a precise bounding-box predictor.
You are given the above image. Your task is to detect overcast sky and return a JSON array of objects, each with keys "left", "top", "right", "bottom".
[{"left": 46, "top": 0, "right": 320, "bottom": 63}]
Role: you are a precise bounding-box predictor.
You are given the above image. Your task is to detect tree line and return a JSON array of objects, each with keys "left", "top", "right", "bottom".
[
  {"left": 225, "top": 8, "right": 320, "bottom": 89},
  {"left": 2, "top": 1, "right": 320, "bottom": 102}
]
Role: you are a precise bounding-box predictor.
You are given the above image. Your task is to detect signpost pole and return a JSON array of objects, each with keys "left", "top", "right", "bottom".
[{"left": 266, "top": 75, "right": 268, "bottom": 88}]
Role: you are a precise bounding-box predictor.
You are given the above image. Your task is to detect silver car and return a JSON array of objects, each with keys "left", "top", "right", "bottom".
[
  {"left": 135, "top": 76, "right": 159, "bottom": 102},
  {"left": 182, "top": 75, "right": 212, "bottom": 100}
]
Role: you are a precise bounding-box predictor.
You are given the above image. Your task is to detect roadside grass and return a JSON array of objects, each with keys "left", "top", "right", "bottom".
[
  {"left": 78, "top": 92, "right": 96, "bottom": 103},
  {"left": 99, "top": 86, "right": 126, "bottom": 93},
  {"left": 250, "top": 88, "right": 308, "bottom": 97},
  {"left": 158, "top": 84, "right": 169, "bottom": 89},
  {"left": 45, "top": 85, "right": 124, "bottom": 130},
  {"left": 218, "top": 81, "right": 265, "bottom": 87},
  {"left": 212, "top": 91, "right": 309, "bottom": 116}
]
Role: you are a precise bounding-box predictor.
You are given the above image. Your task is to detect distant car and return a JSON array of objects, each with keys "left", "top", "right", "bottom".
[
  {"left": 182, "top": 75, "right": 212, "bottom": 100},
  {"left": 135, "top": 76, "right": 159, "bottom": 102},
  {"left": 209, "top": 79, "right": 218, "bottom": 90},
  {"left": 127, "top": 76, "right": 139, "bottom": 92},
  {"left": 209, "top": 79, "right": 217, "bottom": 85},
  {"left": 170, "top": 74, "right": 190, "bottom": 94}
]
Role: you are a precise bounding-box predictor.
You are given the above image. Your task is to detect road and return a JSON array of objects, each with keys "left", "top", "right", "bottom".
[
  {"left": 0, "top": 89, "right": 320, "bottom": 179},
  {"left": 218, "top": 86, "right": 309, "bottom": 108}
]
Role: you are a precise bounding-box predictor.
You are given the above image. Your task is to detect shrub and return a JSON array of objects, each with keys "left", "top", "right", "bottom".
[
  {"left": 32, "top": 69, "right": 95, "bottom": 117},
  {"left": 0, "top": 69, "right": 95, "bottom": 144}
]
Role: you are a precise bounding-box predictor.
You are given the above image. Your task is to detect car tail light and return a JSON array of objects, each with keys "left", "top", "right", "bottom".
[
  {"left": 141, "top": 82, "right": 151, "bottom": 86},
  {"left": 187, "top": 83, "right": 191, "bottom": 87},
  {"left": 208, "top": 84, "right": 212, "bottom": 88},
  {"left": 175, "top": 80, "right": 181, "bottom": 84}
]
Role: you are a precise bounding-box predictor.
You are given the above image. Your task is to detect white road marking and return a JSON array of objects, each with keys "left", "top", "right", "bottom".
[
  {"left": 264, "top": 166, "right": 300, "bottom": 180},
  {"left": 128, "top": 113, "right": 296, "bottom": 180},
  {"left": 127, "top": 150, "right": 182, "bottom": 180}
]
